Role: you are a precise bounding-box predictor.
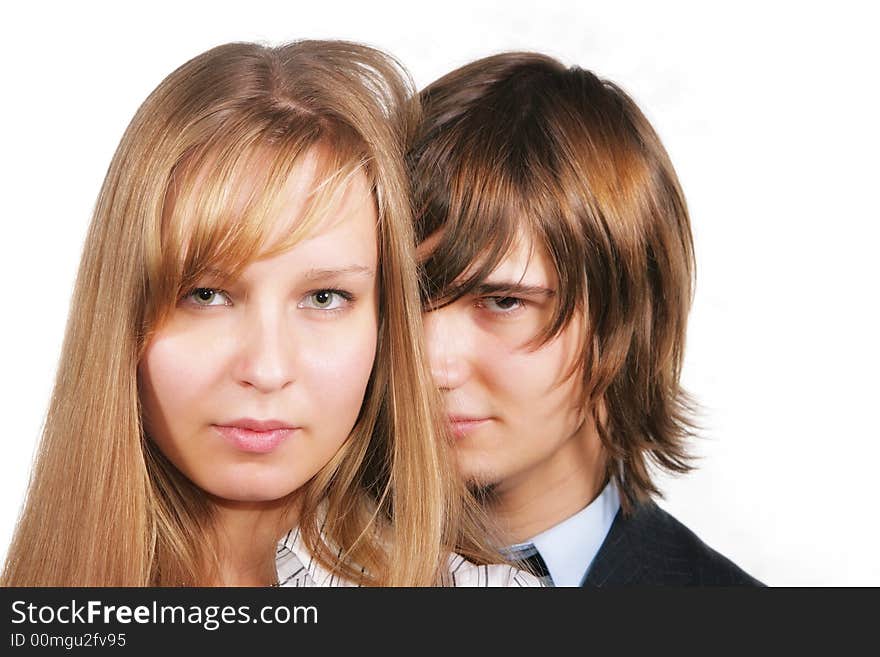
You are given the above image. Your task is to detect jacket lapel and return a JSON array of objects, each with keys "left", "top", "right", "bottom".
[{"left": 581, "top": 506, "right": 645, "bottom": 586}]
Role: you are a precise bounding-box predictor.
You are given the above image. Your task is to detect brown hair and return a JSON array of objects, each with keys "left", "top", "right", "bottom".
[
  {"left": 407, "top": 52, "right": 697, "bottom": 512},
  {"left": 3, "top": 41, "right": 499, "bottom": 586}
]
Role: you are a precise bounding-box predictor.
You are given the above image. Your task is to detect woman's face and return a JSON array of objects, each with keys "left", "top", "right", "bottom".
[{"left": 139, "top": 162, "right": 379, "bottom": 504}]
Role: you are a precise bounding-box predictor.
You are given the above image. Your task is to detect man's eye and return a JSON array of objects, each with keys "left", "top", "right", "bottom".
[
  {"left": 299, "top": 289, "right": 351, "bottom": 311},
  {"left": 481, "top": 296, "right": 524, "bottom": 313},
  {"left": 187, "top": 288, "right": 231, "bottom": 307}
]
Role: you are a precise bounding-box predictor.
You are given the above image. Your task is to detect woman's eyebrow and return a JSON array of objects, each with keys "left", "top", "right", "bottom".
[
  {"left": 304, "top": 265, "right": 376, "bottom": 280},
  {"left": 201, "top": 268, "right": 236, "bottom": 283},
  {"left": 473, "top": 281, "right": 555, "bottom": 297}
]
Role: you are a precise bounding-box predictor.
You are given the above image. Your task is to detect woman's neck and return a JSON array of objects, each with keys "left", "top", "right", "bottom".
[{"left": 208, "top": 495, "right": 300, "bottom": 587}]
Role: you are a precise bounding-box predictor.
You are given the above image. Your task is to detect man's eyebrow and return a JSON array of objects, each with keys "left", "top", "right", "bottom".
[
  {"left": 304, "top": 265, "right": 376, "bottom": 280},
  {"left": 473, "top": 281, "right": 556, "bottom": 297}
]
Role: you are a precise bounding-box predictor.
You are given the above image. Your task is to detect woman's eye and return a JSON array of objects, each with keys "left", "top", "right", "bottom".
[
  {"left": 187, "top": 288, "right": 231, "bottom": 307},
  {"left": 480, "top": 296, "right": 524, "bottom": 313},
  {"left": 299, "top": 290, "right": 351, "bottom": 311}
]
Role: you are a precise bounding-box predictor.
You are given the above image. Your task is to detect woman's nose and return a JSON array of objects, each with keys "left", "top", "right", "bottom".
[{"left": 233, "top": 307, "right": 297, "bottom": 393}]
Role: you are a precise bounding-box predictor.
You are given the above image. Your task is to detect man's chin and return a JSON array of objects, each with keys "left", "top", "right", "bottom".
[
  {"left": 461, "top": 458, "right": 503, "bottom": 499},
  {"left": 466, "top": 480, "right": 499, "bottom": 504}
]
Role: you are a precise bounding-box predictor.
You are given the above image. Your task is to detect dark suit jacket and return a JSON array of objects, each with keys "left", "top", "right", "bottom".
[{"left": 582, "top": 501, "right": 762, "bottom": 586}]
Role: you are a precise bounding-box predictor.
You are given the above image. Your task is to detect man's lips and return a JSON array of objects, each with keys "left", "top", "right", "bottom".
[
  {"left": 212, "top": 419, "right": 298, "bottom": 453},
  {"left": 448, "top": 416, "right": 491, "bottom": 438}
]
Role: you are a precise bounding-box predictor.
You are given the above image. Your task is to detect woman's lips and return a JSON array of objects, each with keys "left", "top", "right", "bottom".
[
  {"left": 448, "top": 417, "right": 491, "bottom": 438},
  {"left": 212, "top": 422, "right": 297, "bottom": 453}
]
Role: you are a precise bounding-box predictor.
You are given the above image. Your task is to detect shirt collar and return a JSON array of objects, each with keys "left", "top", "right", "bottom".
[
  {"left": 527, "top": 480, "right": 620, "bottom": 587},
  {"left": 275, "top": 525, "right": 359, "bottom": 587}
]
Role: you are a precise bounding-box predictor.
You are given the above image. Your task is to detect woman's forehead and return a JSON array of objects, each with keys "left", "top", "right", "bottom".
[
  {"left": 259, "top": 160, "right": 376, "bottom": 257},
  {"left": 164, "top": 145, "right": 374, "bottom": 274}
]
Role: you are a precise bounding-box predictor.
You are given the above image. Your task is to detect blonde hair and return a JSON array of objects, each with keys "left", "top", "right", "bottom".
[{"left": 3, "top": 41, "right": 498, "bottom": 586}]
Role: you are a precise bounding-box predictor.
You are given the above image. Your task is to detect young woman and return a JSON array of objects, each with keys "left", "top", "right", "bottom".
[{"left": 1, "top": 41, "right": 538, "bottom": 587}]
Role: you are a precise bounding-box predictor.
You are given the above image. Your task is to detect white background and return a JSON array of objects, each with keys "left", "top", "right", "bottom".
[{"left": 1, "top": 0, "right": 877, "bottom": 586}]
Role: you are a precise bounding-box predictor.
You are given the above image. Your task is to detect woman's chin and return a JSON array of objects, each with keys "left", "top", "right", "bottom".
[{"left": 196, "top": 476, "right": 304, "bottom": 506}]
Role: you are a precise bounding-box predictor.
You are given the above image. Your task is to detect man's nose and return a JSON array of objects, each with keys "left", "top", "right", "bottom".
[{"left": 423, "top": 306, "right": 472, "bottom": 391}]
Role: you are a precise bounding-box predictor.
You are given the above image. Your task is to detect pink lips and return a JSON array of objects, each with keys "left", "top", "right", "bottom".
[
  {"left": 448, "top": 416, "right": 491, "bottom": 438},
  {"left": 213, "top": 419, "right": 297, "bottom": 453}
]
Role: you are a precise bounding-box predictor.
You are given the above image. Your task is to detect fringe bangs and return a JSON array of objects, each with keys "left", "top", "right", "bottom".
[{"left": 143, "top": 124, "right": 371, "bottom": 333}]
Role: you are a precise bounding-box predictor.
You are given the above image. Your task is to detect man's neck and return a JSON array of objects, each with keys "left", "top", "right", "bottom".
[
  {"left": 208, "top": 495, "right": 300, "bottom": 587},
  {"left": 492, "top": 420, "right": 607, "bottom": 544}
]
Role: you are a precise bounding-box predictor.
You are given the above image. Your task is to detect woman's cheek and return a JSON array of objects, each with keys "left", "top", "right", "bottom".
[
  {"left": 301, "top": 314, "right": 378, "bottom": 417},
  {"left": 142, "top": 326, "right": 229, "bottom": 401}
]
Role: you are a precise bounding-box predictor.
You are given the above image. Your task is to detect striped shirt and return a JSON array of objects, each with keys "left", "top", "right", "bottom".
[{"left": 275, "top": 527, "right": 542, "bottom": 587}]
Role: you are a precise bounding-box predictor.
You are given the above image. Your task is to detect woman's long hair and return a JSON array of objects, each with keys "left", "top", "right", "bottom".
[{"left": 3, "top": 41, "right": 499, "bottom": 586}]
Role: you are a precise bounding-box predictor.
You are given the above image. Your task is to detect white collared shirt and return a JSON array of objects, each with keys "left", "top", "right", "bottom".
[
  {"left": 528, "top": 481, "right": 620, "bottom": 587},
  {"left": 274, "top": 527, "right": 542, "bottom": 587}
]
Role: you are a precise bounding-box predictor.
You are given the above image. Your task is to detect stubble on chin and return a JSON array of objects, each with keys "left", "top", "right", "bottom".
[{"left": 466, "top": 480, "right": 499, "bottom": 505}]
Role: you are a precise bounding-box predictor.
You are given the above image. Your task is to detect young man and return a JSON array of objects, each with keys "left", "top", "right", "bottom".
[{"left": 407, "top": 52, "right": 760, "bottom": 586}]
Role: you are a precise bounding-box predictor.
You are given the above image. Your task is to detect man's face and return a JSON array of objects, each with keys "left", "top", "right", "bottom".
[{"left": 422, "top": 234, "right": 592, "bottom": 495}]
